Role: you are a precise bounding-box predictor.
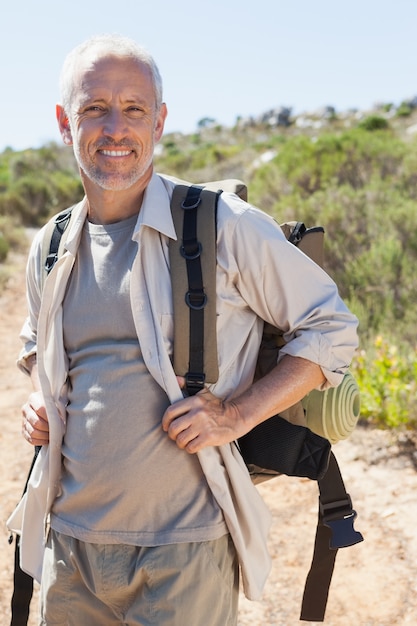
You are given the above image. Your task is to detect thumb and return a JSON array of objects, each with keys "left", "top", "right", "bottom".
[{"left": 176, "top": 375, "right": 186, "bottom": 389}]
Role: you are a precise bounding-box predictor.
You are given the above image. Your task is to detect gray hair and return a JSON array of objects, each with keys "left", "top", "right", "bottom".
[{"left": 59, "top": 34, "right": 163, "bottom": 113}]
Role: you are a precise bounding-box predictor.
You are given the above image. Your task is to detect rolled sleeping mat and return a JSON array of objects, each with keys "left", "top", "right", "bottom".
[{"left": 302, "top": 371, "right": 360, "bottom": 444}]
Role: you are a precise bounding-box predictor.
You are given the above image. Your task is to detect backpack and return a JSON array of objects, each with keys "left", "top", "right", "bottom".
[
  {"left": 168, "top": 181, "right": 363, "bottom": 622},
  {"left": 11, "top": 178, "right": 363, "bottom": 624}
]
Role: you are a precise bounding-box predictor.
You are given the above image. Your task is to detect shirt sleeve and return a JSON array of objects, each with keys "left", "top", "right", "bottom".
[
  {"left": 17, "top": 228, "right": 44, "bottom": 374},
  {"left": 217, "top": 195, "right": 359, "bottom": 389}
]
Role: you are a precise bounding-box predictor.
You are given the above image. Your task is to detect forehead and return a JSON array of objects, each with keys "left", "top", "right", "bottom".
[{"left": 72, "top": 54, "right": 155, "bottom": 105}]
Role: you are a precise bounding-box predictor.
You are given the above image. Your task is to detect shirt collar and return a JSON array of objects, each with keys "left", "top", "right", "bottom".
[
  {"left": 65, "top": 172, "right": 178, "bottom": 256},
  {"left": 134, "top": 172, "right": 177, "bottom": 241}
]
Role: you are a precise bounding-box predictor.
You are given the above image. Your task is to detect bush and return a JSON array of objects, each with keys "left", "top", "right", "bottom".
[
  {"left": 250, "top": 128, "right": 406, "bottom": 201},
  {"left": 352, "top": 336, "right": 417, "bottom": 429},
  {"left": 0, "top": 233, "right": 9, "bottom": 262},
  {"left": 396, "top": 103, "right": 412, "bottom": 117},
  {"left": 358, "top": 115, "right": 389, "bottom": 131},
  {"left": 0, "top": 215, "right": 27, "bottom": 250},
  {"left": 10, "top": 176, "right": 52, "bottom": 225}
]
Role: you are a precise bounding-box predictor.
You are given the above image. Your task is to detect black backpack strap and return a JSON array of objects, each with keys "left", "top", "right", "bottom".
[
  {"left": 10, "top": 537, "right": 33, "bottom": 626},
  {"left": 170, "top": 184, "right": 220, "bottom": 393},
  {"left": 300, "top": 451, "right": 364, "bottom": 621},
  {"left": 43, "top": 207, "right": 74, "bottom": 275},
  {"left": 10, "top": 446, "right": 41, "bottom": 626},
  {"left": 181, "top": 186, "right": 208, "bottom": 394}
]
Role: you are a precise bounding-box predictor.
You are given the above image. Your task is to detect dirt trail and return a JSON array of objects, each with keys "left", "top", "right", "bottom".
[{"left": 1, "top": 248, "right": 416, "bottom": 625}]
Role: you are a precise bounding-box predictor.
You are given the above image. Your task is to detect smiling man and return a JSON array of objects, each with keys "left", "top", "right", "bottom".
[
  {"left": 10, "top": 34, "right": 359, "bottom": 626},
  {"left": 57, "top": 46, "right": 167, "bottom": 221}
]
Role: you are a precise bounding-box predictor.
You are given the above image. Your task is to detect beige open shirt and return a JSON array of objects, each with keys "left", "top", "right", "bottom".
[{"left": 7, "top": 173, "right": 358, "bottom": 600}]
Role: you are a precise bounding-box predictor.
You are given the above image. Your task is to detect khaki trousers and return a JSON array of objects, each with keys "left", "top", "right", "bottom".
[{"left": 40, "top": 529, "right": 239, "bottom": 625}]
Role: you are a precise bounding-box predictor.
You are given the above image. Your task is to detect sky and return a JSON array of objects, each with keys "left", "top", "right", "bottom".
[{"left": 1, "top": 0, "right": 417, "bottom": 152}]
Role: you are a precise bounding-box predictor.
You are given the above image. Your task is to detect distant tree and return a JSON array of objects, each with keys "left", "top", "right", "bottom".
[
  {"left": 396, "top": 102, "right": 413, "bottom": 117},
  {"left": 358, "top": 115, "right": 389, "bottom": 131},
  {"left": 197, "top": 117, "right": 216, "bottom": 129}
]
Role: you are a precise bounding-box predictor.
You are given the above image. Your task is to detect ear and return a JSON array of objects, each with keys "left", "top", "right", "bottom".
[
  {"left": 56, "top": 105, "right": 73, "bottom": 146},
  {"left": 154, "top": 103, "right": 167, "bottom": 143}
]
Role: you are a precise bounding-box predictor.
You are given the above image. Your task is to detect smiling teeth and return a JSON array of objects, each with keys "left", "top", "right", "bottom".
[{"left": 101, "top": 150, "right": 131, "bottom": 156}]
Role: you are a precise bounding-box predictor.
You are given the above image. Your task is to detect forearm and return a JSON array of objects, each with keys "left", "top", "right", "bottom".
[
  {"left": 163, "top": 354, "right": 325, "bottom": 452},
  {"left": 231, "top": 354, "right": 325, "bottom": 433}
]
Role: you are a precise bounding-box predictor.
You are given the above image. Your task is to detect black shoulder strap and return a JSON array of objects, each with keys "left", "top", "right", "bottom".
[
  {"left": 10, "top": 446, "right": 41, "bottom": 626},
  {"left": 170, "top": 184, "right": 219, "bottom": 394},
  {"left": 300, "top": 451, "right": 363, "bottom": 620},
  {"left": 43, "top": 207, "right": 74, "bottom": 276}
]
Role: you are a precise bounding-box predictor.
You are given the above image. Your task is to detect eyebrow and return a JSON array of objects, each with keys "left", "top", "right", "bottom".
[{"left": 78, "top": 94, "right": 149, "bottom": 107}]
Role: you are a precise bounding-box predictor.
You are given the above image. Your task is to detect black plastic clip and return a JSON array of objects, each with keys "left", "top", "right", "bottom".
[
  {"left": 320, "top": 496, "right": 364, "bottom": 549},
  {"left": 44, "top": 252, "right": 58, "bottom": 273},
  {"left": 185, "top": 290, "right": 207, "bottom": 310},
  {"left": 181, "top": 186, "right": 203, "bottom": 210},
  {"left": 44, "top": 208, "right": 73, "bottom": 274},
  {"left": 288, "top": 222, "right": 307, "bottom": 245},
  {"left": 55, "top": 210, "right": 73, "bottom": 228},
  {"left": 181, "top": 242, "right": 202, "bottom": 260},
  {"left": 185, "top": 372, "right": 206, "bottom": 395}
]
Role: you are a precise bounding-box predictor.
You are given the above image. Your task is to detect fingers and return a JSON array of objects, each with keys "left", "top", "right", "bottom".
[
  {"left": 21, "top": 391, "right": 50, "bottom": 446},
  {"left": 162, "top": 392, "right": 211, "bottom": 435},
  {"left": 162, "top": 391, "right": 237, "bottom": 453},
  {"left": 169, "top": 417, "right": 200, "bottom": 452},
  {"left": 162, "top": 396, "right": 193, "bottom": 449}
]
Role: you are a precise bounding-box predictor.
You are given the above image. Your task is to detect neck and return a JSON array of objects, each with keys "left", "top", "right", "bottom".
[{"left": 82, "top": 168, "right": 153, "bottom": 224}]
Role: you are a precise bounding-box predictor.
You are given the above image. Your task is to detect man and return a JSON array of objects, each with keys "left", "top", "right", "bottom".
[{"left": 8, "top": 34, "right": 358, "bottom": 625}]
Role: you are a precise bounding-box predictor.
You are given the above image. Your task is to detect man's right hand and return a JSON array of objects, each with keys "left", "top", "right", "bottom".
[{"left": 22, "top": 391, "right": 50, "bottom": 446}]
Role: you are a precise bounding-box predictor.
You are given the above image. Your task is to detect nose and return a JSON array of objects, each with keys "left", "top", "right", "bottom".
[{"left": 102, "top": 108, "right": 128, "bottom": 141}]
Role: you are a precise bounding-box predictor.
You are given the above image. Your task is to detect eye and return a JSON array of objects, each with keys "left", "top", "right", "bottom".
[
  {"left": 126, "top": 105, "right": 146, "bottom": 115},
  {"left": 79, "top": 104, "right": 106, "bottom": 117},
  {"left": 85, "top": 105, "right": 104, "bottom": 112}
]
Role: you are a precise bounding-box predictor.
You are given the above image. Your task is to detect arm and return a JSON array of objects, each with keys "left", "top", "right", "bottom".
[
  {"left": 163, "top": 198, "right": 357, "bottom": 453},
  {"left": 162, "top": 354, "right": 325, "bottom": 453},
  {"left": 18, "top": 229, "right": 50, "bottom": 446}
]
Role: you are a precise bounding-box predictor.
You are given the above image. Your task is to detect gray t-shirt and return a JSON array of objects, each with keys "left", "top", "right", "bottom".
[{"left": 51, "top": 215, "right": 226, "bottom": 545}]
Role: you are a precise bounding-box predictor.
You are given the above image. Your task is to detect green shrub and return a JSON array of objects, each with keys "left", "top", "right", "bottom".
[
  {"left": 358, "top": 115, "right": 389, "bottom": 131},
  {"left": 396, "top": 103, "right": 412, "bottom": 117},
  {"left": 352, "top": 336, "right": 417, "bottom": 428},
  {"left": 251, "top": 128, "right": 406, "bottom": 200},
  {"left": 0, "top": 233, "right": 9, "bottom": 262},
  {"left": 0, "top": 215, "right": 27, "bottom": 251},
  {"left": 10, "top": 176, "right": 52, "bottom": 225}
]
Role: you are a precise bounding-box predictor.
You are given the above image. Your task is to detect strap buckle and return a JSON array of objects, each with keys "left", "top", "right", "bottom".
[
  {"left": 181, "top": 241, "right": 202, "bottom": 260},
  {"left": 185, "top": 372, "right": 206, "bottom": 395},
  {"left": 44, "top": 252, "right": 58, "bottom": 273},
  {"left": 181, "top": 185, "right": 203, "bottom": 210},
  {"left": 185, "top": 290, "right": 207, "bottom": 310},
  {"left": 320, "top": 496, "right": 364, "bottom": 549}
]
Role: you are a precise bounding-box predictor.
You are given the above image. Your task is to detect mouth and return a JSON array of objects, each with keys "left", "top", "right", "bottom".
[{"left": 99, "top": 149, "right": 133, "bottom": 157}]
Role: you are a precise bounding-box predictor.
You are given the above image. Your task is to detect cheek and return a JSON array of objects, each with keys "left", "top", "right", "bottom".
[
  {"left": 73, "top": 128, "right": 96, "bottom": 157},
  {"left": 74, "top": 118, "right": 99, "bottom": 143}
]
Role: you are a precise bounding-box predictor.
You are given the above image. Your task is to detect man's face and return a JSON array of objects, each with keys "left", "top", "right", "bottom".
[{"left": 57, "top": 55, "right": 166, "bottom": 191}]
